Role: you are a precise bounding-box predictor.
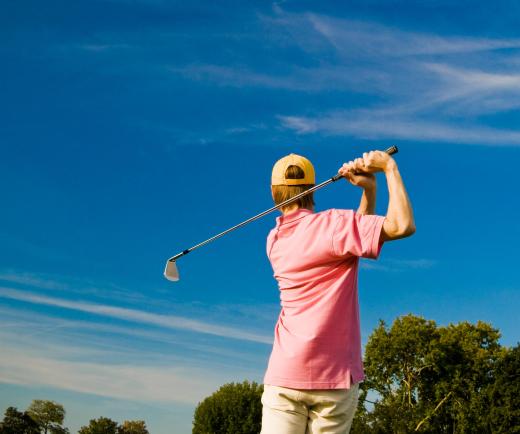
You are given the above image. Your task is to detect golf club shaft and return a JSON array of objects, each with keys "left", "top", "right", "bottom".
[{"left": 167, "top": 146, "right": 398, "bottom": 262}]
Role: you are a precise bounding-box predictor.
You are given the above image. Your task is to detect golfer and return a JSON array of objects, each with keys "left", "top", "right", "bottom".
[{"left": 261, "top": 150, "right": 415, "bottom": 434}]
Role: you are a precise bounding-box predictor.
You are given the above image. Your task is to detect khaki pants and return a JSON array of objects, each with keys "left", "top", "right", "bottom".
[{"left": 260, "top": 383, "right": 359, "bottom": 434}]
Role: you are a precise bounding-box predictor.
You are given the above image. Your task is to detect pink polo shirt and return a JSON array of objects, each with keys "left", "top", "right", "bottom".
[{"left": 263, "top": 208, "right": 385, "bottom": 389}]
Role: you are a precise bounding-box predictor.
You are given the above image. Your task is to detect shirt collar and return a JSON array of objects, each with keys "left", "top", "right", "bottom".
[{"left": 275, "top": 208, "right": 314, "bottom": 226}]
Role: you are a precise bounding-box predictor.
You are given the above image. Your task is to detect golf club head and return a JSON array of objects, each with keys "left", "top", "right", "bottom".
[{"left": 164, "top": 260, "right": 180, "bottom": 282}]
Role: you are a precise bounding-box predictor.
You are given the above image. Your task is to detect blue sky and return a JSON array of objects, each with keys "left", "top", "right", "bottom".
[{"left": 1, "top": 0, "right": 519, "bottom": 432}]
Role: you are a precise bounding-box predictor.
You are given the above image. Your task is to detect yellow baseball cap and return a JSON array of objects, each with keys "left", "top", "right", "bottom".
[{"left": 271, "top": 153, "right": 315, "bottom": 185}]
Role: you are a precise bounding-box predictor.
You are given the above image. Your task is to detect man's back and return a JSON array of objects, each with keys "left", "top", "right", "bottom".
[{"left": 264, "top": 207, "right": 385, "bottom": 389}]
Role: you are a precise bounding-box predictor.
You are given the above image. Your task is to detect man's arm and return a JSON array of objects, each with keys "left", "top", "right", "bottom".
[
  {"left": 339, "top": 160, "right": 377, "bottom": 215},
  {"left": 339, "top": 151, "right": 415, "bottom": 241},
  {"left": 357, "top": 184, "right": 376, "bottom": 215},
  {"left": 359, "top": 151, "right": 415, "bottom": 241}
]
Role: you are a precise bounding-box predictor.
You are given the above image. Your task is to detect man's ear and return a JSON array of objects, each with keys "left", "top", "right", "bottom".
[{"left": 270, "top": 185, "right": 274, "bottom": 200}]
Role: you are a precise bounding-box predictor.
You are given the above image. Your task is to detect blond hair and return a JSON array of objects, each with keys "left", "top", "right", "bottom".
[{"left": 271, "top": 165, "right": 315, "bottom": 213}]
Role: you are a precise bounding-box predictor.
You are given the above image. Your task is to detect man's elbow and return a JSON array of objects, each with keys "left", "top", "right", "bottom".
[
  {"left": 382, "top": 220, "right": 416, "bottom": 241},
  {"left": 391, "top": 226, "right": 415, "bottom": 239},
  {"left": 402, "top": 222, "right": 416, "bottom": 237}
]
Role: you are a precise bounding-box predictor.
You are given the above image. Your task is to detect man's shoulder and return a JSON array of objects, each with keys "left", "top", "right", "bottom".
[
  {"left": 266, "top": 209, "right": 356, "bottom": 235},
  {"left": 316, "top": 208, "right": 356, "bottom": 220},
  {"left": 304, "top": 209, "right": 357, "bottom": 231}
]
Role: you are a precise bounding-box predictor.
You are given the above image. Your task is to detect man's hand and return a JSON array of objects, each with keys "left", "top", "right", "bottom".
[
  {"left": 361, "top": 150, "right": 396, "bottom": 173},
  {"left": 338, "top": 158, "right": 375, "bottom": 189},
  {"left": 338, "top": 158, "right": 377, "bottom": 215},
  {"left": 344, "top": 171, "right": 376, "bottom": 190}
]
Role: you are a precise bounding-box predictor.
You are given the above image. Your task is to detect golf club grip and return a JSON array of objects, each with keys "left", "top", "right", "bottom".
[
  {"left": 385, "top": 145, "right": 398, "bottom": 155},
  {"left": 331, "top": 145, "right": 398, "bottom": 182}
]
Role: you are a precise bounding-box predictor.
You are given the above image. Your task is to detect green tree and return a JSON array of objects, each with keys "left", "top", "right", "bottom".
[
  {"left": 425, "top": 320, "right": 503, "bottom": 432},
  {"left": 78, "top": 417, "right": 118, "bottom": 434},
  {"left": 117, "top": 420, "right": 149, "bottom": 434},
  {"left": 351, "top": 314, "right": 506, "bottom": 434},
  {"left": 26, "top": 400, "right": 66, "bottom": 434},
  {"left": 48, "top": 426, "right": 69, "bottom": 434},
  {"left": 476, "top": 343, "right": 520, "bottom": 433},
  {"left": 192, "top": 380, "right": 263, "bottom": 434},
  {"left": 0, "top": 407, "right": 40, "bottom": 434}
]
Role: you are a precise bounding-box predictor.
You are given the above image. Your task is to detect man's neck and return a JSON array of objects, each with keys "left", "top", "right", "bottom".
[{"left": 281, "top": 206, "right": 313, "bottom": 216}]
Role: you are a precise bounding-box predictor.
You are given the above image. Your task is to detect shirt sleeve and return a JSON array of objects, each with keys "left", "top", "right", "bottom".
[
  {"left": 266, "top": 228, "right": 278, "bottom": 260},
  {"left": 331, "top": 209, "right": 386, "bottom": 259},
  {"left": 266, "top": 231, "right": 273, "bottom": 259}
]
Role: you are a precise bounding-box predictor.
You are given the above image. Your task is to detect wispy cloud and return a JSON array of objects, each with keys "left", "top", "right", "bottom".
[
  {"left": 118, "top": 4, "right": 520, "bottom": 146},
  {"left": 0, "top": 270, "right": 150, "bottom": 305},
  {"left": 0, "top": 298, "right": 266, "bottom": 405},
  {"left": 303, "top": 14, "right": 520, "bottom": 57},
  {"left": 79, "top": 43, "right": 131, "bottom": 52},
  {"left": 361, "top": 258, "right": 437, "bottom": 272},
  {"left": 169, "top": 63, "right": 386, "bottom": 92},
  {"left": 267, "top": 11, "right": 520, "bottom": 143},
  {"left": 266, "top": 9, "right": 520, "bottom": 145},
  {"left": 422, "top": 63, "right": 520, "bottom": 114},
  {"left": 0, "top": 271, "right": 69, "bottom": 291},
  {"left": 0, "top": 347, "right": 243, "bottom": 404},
  {"left": 0, "top": 269, "right": 278, "bottom": 334},
  {"left": 279, "top": 111, "right": 520, "bottom": 145},
  {"left": 170, "top": 64, "right": 302, "bottom": 90},
  {"left": 0, "top": 304, "right": 268, "bottom": 369},
  {"left": 0, "top": 287, "right": 273, "bottom": 344}
]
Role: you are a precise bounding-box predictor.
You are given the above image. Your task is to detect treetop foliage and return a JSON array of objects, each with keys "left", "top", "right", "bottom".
[
  {"left": 0, "top": 407, "right": 40, "bottom": 434},
  {"left": 118, "top": 420, "right": 150, "bottom": 434},
  {"left": 78, "top": 417, "right": 119, "bottom": 434},
  {"left": 0, "top": 402, "right": 148, "bottom": 434},
  {"left": 192, "top": 380, "right": 263, "bottom": 434},
  {"left": 77, "top": 417, "right": 149, "bottom": 434},
  {"left": 26, "top": 400, "right": 66, "bottom": 434},
  {"left": 352, "top": 314, "right": 517, "bottom": 434}
]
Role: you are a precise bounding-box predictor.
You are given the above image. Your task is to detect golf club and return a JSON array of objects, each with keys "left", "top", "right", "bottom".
[{"left": 164, "top": 146, "right": 398, "bottom": 281}]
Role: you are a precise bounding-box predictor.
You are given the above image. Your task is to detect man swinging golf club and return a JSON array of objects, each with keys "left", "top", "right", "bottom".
[{"left": 261, "top": 150, "right": 415, "bottom": 434}]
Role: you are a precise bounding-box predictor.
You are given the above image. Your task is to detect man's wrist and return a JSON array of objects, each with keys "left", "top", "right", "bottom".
[
  {"left": 362, "top": 186, "right": 376, "bottom": 203},
  {"left": 384, "top": 160, "right": 398, "bottom": 174}
]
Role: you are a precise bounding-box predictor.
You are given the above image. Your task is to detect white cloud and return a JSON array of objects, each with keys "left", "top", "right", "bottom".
[
  {"left": 0, "top": 271, "right": 71, "bottom": 291},
  {"left": 263, "top": 9, "right": 520, "bottom": 145},
  {"left": 279, "top": 115, "right": 318, "bottom": 133},
  {"left": 170, "top": 64, "right": 299, "bottom": 89},
  {"left": 0, "top": 301, "right": 267, "bottom": 405},
  {"left": 279, "top": 111, "right": 520, "bottom": 146},
  {"left": 305, "top": 14, "right": 520, "bottom": 57},
  {"left": 426, "top": 63, "right": 520, "bottom": 90},
  {"left": 0, "top": 270, "right": 151, "bottom": 305},
  {"left": 79, "top": 43, "right": 131, "bottom": 52},
  {"left": 421, "top": 63, "right": 520, "bottom": 114},
  {"left": 0, "top": 348, "right": 241, "bottom": 405},
  {"left": 169, "top": 63, "right": 385, "bottom": 92},
  {"left": 158, "top": 6, "right": 520, "bottom": 146},
  {"left": 0, "top": 287, "right": 273, "bottom": 344},
  {"left": 361, "top": 258, "right": 437, "bottom": 272},
  {"left": 0, "top": 305, "right": 270, "bottom": 367}
]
